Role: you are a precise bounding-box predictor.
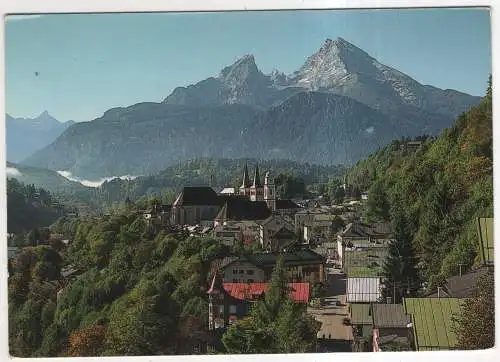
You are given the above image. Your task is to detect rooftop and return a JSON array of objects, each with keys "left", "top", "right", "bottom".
[
  {"left": 215, "top": 197, "right": 271, "bottom": 221},
  {"left": 249, "top": 249, "right": 324, "bottom": 268},
  {"left": 222, "top": 282, "right": 310, "bottom": 303},
  {"left": 173, "top": 187, "right": 220, "bottom": 206},
  {"left": 349, "top": 303, "right": 372, "bottom": 325},
  {"left": 343, "top": 248, "right": 388, "bottom": 277},
  {"left": 347, "top": 277, "right": 382, "bottom": 303},
  {"left": 372, "top": 304, "right": 411, "bottom": 328},
  {"left": 403, "top": 298, "right": 463, "bottom": 351}
]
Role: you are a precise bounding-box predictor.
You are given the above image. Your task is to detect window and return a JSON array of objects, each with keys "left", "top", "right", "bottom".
[
  {"left": 233, "top": 269, "right": 238, "bottom": 274},
  {"left": 239, "top": 270, "right": 244, "bottom": 274},
  {"left": 247, "top": 279, "right": 254, "bottom": 283},
  {"left": 247, "top": 270, "right": 255, "bottom": 275},
  {"left": 229, "top": 305, "right": 237, "bottom": 314},
  {"left": 233, "top": 279, "right": 238, "bottom": 283}
]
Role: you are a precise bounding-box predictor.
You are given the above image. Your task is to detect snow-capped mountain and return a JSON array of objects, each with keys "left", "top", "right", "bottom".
[{"left": 164, "top": 37, "right": 480, "bottom": 119}]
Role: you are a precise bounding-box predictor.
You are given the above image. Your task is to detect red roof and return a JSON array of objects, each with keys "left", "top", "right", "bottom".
[{"left": 222, "top": 283, "right": 310, "bottom": 303}]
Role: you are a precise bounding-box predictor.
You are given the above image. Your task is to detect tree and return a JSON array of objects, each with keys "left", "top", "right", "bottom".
[
  {"left": 222, "top": 257, "right": 320, "bottom": 353},
  {"left": 381, "top": 198, "right": 420, "bottom": 303},
  {"left": 452, "top": 271, "right": 494, "bottom": 349},
  {"left": 68, "top": 324, "right": 106, "bottom": 356},
  {"left": 365, "top": 180, "right": 390, "bottom": 222}
]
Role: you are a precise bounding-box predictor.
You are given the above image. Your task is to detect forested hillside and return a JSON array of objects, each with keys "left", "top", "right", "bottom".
[
  {"left": 7, "top": 178, "right": 70, "bottom": 234},
  {"left": 95, "top": 158, "right": 345, "bottom": 208},
  {"left": 347, "top": 77, "right": 493, "bottom": 287},
  {"left": 8, "top": 207, "right": 318, "bottom": 357}
]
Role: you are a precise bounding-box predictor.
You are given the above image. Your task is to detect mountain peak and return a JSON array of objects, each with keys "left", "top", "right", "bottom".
[{"left": 219, "top": 54, "right": 263, "bottom": 83}]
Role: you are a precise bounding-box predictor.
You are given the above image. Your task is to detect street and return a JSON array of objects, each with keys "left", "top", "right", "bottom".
[{"left": 308, "top": 267, "right": 353, "bottom": 352}]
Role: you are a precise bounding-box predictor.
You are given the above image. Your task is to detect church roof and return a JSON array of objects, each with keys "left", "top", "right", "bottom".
[
  {"left": 172, "top": 187, "right": 220, "bottom": 206},
  {"left": 215, "top": 197, "right": 271, "bottom": 221}
]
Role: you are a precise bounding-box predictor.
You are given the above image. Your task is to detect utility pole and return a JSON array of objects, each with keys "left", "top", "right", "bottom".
[
  {"left": 393, "top": 282, "right": 396, "bottom": 304},
  {"left": 458, "top": 263, "right": 464, "bottom": 277},
  {"left": 437, "top": 287, "right": 442, "bottom": 298}
]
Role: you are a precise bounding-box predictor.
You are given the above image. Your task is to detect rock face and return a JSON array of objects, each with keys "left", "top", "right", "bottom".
[
  {"left": 22, "top": 37, "right": 481, "bottom": 178},
  {"left": 6, "top": 111, "right": 75, "bottom": 163},
  {"left": 164, "top": 37, "right": 480, "bottom": 118}
]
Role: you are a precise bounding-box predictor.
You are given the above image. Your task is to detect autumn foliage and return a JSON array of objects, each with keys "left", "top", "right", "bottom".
[{"left": 68, "top": 324, "right": 106, "bottom": 356}]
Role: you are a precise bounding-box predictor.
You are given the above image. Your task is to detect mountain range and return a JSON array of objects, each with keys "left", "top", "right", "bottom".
[
  {"left": 6, "top": 111, "right": 75, "bottom": 163},
  {"left": 21, "top": 37, "right": 481, "bottom": 178}
]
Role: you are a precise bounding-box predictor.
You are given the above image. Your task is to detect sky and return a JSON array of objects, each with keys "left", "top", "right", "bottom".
[{"left": 5, "top": 8, "right": 491, "bottom": 123}]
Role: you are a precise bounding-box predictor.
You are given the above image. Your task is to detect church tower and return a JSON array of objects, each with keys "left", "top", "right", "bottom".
[
  {"left": 249, "top": 163, "right": 264, "bottom": 201},
  {"left": 264, "top": 171, "right": 276, "bottom": 212},
  {"left": 239, "top": 162, "right": 251, "bottom": 197}
]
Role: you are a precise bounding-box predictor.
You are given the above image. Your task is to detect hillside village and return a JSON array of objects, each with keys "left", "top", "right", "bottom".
[
  {"left": 9, "top": 160, "right": 489, "bottom": 353},
  {"left": 5, "top": 10, "right": 493, "bottom": 357}
]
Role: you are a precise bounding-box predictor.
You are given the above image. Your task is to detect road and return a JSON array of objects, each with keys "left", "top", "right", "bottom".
[{"left": 308, "top": 267, "right": 353, "bottom": 352}]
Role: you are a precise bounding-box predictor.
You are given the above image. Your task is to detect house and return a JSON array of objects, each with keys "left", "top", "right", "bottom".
[
  {"left": 143, "top": 203, "right": 171, "bottom": 226},
  {"left": 207, "top": 274, "right": 309, "bottom": 330},
  {"left": 426, "top": 266, "right": 491, "bottom": 298},
  {"left": 349, "top": 303, "right": 373, "bottom": 351},
  {"left": 346, "top": 277, "right": 382, "bottom": 303},
  {"left": 403, "top": 298, "right": 463, "bottom": 351},
  {"left": 371, "top": 304, "right": 412, "bottom": 352},
  {"left": 400, "top": 141, "right": 422, "bottom": 152},
  {"left": 259, "top": 215, "right": 296, "bottom": 250},
  {"left": 170, "top": 187, "right": 222, "bottom": 225},
  {"left": 342, "top": 247, "right": 388, "bottom": 277},
  {"left": 217, "top": 250, "right": 325, "bottom": 284},
  {"left": 294, "top": 209, "right": 325, "bottom": 233},
  {"left": 337, "top": 222, "right": 390, "bottom": 267},
  {"left": 265, "top": 226, "right": 297, "bottom": 252},
  {"left": 213, "top": 224, "right": 243, "bottom": 247},
  {"left": 274, "top": 199, "right": 302, "bottom": 216}
]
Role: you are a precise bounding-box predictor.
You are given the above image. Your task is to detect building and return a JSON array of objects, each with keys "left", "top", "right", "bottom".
[
  {"left": 425, "top": 266, "right": 491, "bottom": 298},
  {"left": 170, "top": 187, "right": 222, "bottom": 225},
  {"left": 259, "top": 215, "right": 296, "bottom": 250},
  {"left": 213, "top": 224, "right": 243, "bottom": 247},
  {"left": 371, "top": 304, "right": 412, "bottom": 352},
  {"left": 214, "top": 196, "right": 271, "bottom": 227},
  {"left": 346, "top": 277, "right": 382, "bottom": 303},
  {"left": 403, "top": 298, "right": 463, "bottom": 351},
  {"left": 349, "top": 303, "right": 373, "bottom": 351},
  {"left": 217, "top": 250, "right": 325, "bottom": 284},
  {"left": 207, "top": 274, "right": 309, "bottom": 330},
  {"left": 143, "top": 203, "right": 171, "bottom": 226}
]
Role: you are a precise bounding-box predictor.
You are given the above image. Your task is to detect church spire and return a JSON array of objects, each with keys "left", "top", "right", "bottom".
[
  {"left": 241, "top": 162, "right": 251, "bottom": 188},
  {"left": 252, "top": 163, "right": 262, "bottom": 187}
]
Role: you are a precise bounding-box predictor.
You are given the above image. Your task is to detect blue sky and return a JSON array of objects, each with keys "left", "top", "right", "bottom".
[{"left": 5, "top": 8, "right": 491, "bottom": 122}]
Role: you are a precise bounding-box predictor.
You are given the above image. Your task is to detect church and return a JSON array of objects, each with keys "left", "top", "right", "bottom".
[{"left": 170, "top": 162, "right": 301, "bottom": 226}]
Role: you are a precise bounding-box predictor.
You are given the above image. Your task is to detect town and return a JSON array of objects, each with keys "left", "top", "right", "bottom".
[{"left": 8, "top": 159, "right": 492, "bottom": 354}]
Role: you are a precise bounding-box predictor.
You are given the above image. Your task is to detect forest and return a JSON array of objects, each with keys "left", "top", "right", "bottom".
[{"left": 348, "top": 77, "right": 493, "bottom": 289}]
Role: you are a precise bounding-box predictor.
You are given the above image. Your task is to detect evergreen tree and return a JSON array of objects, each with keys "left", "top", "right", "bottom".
[
  {"left": 365, "top": 180, "right": 390, "bottom": 222},
  {"left": 381, "top": 197, "right": 420, "bottom": 303},
  {"left": 222, "top": 257, "right": 320, "bottom": 353},
  {"left": 452, "top": 271, "right": 494, "bottom": 350}
]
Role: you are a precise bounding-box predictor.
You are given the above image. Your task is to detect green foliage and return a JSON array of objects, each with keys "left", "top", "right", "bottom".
[
  {"left": 452, "top": 271, "right": 494, "bottom": 350},
  {"left": 222, "top": 257, "right": 321, "bottom": 353},
  {"left": 7, "top": 178, "right": 68, "bottom": 235},
  {"left": 349, "top": 78, "right": 492, "bottom": 285}
]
